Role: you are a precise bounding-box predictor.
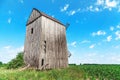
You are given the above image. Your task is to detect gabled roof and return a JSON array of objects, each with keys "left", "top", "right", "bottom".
[{"left": 26, "top": 8, "right": 64, "bottom": 26}]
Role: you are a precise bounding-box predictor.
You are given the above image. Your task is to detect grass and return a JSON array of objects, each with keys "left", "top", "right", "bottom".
[
  {"left": 0, "top": 66, "right": 85, "bottom": 80},
  {"left": 0, "top": 64, "right": 120, "bottom": 80}
]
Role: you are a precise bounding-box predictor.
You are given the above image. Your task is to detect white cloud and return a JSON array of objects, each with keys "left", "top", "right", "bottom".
[
  {"left": 95, "top": 0, "right": 119, "bottom": 11},
  {"left": 71, "top": 41, "right": 77, "bottom": 47},
  {"left": 8, "top": 18, "right": 11, "bottom": 24},
  {"left": 96, "top": 0, "right": 118, "bottom": 8},
  {"left": 115, "top": 30, "right": 120, "bottom": 40},
  {"left": 80, "top": 40, "right": 91, "bottom": 44},
  {"left": 69, "top": 49, "right": 120, "bottom": 64},
  {"left": 108, "top": 54, "right": 120, "bottom": 63},
  {"left": 107, "top": 35, "right": 112, "bottom": 42},
  {"left": 87, "top": 6, "right": 93, "bottom": 11},
  {"left": 87, "top": 5, "right": 100, "bottom": 12},
  {"left": 79, "top": 53, "right": 120, "bottom": 64},
  {"left": 116, "top": 25, "right": 120, "bottom": 28},
  {"left": 95, "top": 7, "right": 100, "bottom": 11},
  {"left": 92, "top": 30, "right": 106, "bottom": 36},
  {"left": 96, "top": 0, "right": 105, "bottom": 5},
  {"left": 61, "top": 4, "right": 69, "bottom": 12},
  {"left": 105, "top": 0, "right": 117, "bottom": 8},
  {"left": 79, "top": 52, "right": 101, "bottom": 64},
  {"left": 68, "top": 10, "right": 76, "bottom": 15},
  {"left": 87, "top": 53, "right": 97, "bottom": 57},
  {"left": 67, "top": 8, "right": 80, "bottom": 16},
  {"left": 89, "top": 5, "right": 93, "bottom": 11},
  {"left": 111, "top": 56, "right": 120, "bottom": 62},
  {"left": 0, "top": 46, "right": 24, "bottom": 63},
  {"left": 69, "top": 51, "right": 80, "bottom": 65},
  {"left": 110, "top": 26, "right": 114, "bottom": 31},
  {"left": 89, "top": 44, "right": 96, "bottom": 49},
  {"left": 3, "top": 46, "right": 11, "bottom": 49}
]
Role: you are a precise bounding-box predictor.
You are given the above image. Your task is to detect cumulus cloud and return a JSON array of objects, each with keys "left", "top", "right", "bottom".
[
  {"left": 115, "top": 30, "right": 120, "bottom": 40},
  {"left": 106, "top": 35, "right": 112, "bottom": 42},
  {"left": 3, "top": 46, "right": 11, "bottom": 49},
  {"left": 96, "top": 0, "right": 118, "bottom": 8},
  {"left": 96, "top": 0, "right": 105, "bottom": 5},
  {"left": 8, "top": 18, "right": 11, "bottom": 24},
  {"left": 64, "top": 0, "right": 120, "bottom": 13},
  {"left": 105, "top": 0, "right": 117, "bottom": 8},
  {"left": 110, "top": 56, "right": 120, "bottom": 62},
  {"left": 71, "top": 41, "right": 77, "bottom": 47},
  {"left": 87, "top": 5, "right": 100, "bottom": 12},
  {"left": 79, "top": 52, "right": 101, "bottom": 64},
  {"left": 0, "top": 46, "right": 24, "bottom": 63},
  {"left": 61, "top": 4, "right": 69, "bottom": 12},
  {"left": 67, "top": 8, "right": 80, "bottom": 16},
  {"left": 110, "top": 26, "right": 114, "bottom": 31},
  {"left": 69, "top": 51, "right": 80, "bottom": 65},
  {"left": 95, "top": 7, "right": 100, "bottom": 11},
  {"left": 89, "top": 44, "right": 96, "bottom": 49},
  {"left": 87, "top": 53, "right": 97, "bottom": 57},
  {"left": 79, "top": 53, "right": 120, "bottom": 64},
  {"left": 69, "top": 10, "right": 76, "bottom": 15},
  {"left": 80, "top": 40, "right": 91, "bottom": 44},
  {"left": 95, "top": 0, "right": 119, "bottom": 11},
  {"left": 92, "top": 30, "right": 106, "bottom": 36},
  {"left": 116, "top": 25, "right": 120, "bottom": 28},
  {"left": 108, "top": 53, "right": 120, "bottom": 63}
]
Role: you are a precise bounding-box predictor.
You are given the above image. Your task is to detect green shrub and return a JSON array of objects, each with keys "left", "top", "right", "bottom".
[
  {"left": 7, "top": 52, "right": 25, "bottom": 69},
  {"left": 0, "top": 62, "right": 2, "bottom": 65}
]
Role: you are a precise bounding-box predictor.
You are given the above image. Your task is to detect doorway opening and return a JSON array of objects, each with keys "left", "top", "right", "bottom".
[{"left": 41, "top": 59, "right": 44, "bottom": 66}]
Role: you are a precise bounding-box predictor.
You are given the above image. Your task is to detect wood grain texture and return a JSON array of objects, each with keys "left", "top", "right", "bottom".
[{"left": 24, "top": 9, "right": 68, "bottom": 69}]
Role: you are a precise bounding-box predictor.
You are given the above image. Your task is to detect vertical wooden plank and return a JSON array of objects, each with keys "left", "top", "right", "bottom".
[
  {"left": 54, "top": 22, "right": 57, "bottom": 68},
  {"left": 47, "top": 17, "right": 50, "bottom": 69},
  {"left": 45, "top": 17, "right": 48, "bottom": 69},
  {"left": 61, "top": 25, "right": 64, "bottom": 68},
  {"left": 58, "top": 23, "right": 60, "bottom": 68}
]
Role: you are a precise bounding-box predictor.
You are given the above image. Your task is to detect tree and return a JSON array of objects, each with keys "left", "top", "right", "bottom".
[
  {"left": 0, "top": 62, "right": 2, "bottom": 65},
  {"left": 7, "top": 52, "right": 25, "bottom": 69},
  {"left": 0, "top": 62, "right": 3, "bottom": 67}
]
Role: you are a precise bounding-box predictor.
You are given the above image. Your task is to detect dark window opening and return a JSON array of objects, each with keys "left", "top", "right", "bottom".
[
  {"left": 31, "top": 28, "right": 33, "bottom": 34},
  {"left": 41, "top": 59, "right": 44, "bottom": 66},
  {"left": 44, "top": 40, "right": 46, "bottom": 44},
  {"left": 44, "top": 40, "right": 46, "bottom": 53}
]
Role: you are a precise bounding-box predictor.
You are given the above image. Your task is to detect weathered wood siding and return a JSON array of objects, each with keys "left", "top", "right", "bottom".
[
  {"left": 24, "top": 9, "right": 68, "bottom": 69},
  {"left": 24, "top": 17, "right": 42, "bottom": 68},
  {"left": 27, "top": 9, "right": 40, "bottom": 25},
  {"left": 39, "top": 16, "right": 68, "bottom": 69}
]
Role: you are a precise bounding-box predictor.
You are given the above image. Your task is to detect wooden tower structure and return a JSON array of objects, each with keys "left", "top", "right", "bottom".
[{"left": 24, "top": 8, "right": 68, "bottom": 69}]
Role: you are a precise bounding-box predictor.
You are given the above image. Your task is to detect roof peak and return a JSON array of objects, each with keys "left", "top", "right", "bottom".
[{"left": 30, "top": 8, "right": 64, "bottom": 26}]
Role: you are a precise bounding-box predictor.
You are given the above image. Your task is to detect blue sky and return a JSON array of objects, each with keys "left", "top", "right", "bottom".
[{"left": 0, "top": 0, "right": 120, "bottom": 64}]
